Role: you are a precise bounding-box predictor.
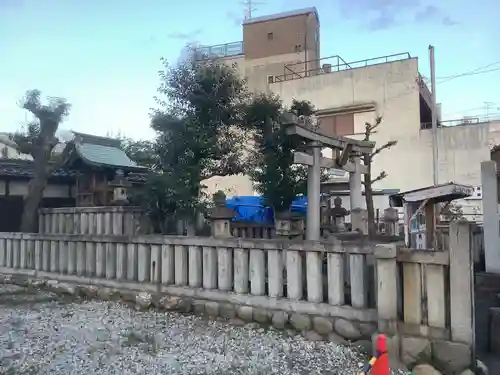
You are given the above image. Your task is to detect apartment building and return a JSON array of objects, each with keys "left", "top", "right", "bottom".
[{"left": 199, "top": 7, "right": 500, "bottom": 210}]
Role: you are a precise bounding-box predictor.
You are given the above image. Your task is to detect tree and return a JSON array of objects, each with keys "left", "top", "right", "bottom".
[
  {"left": 11, "top": 89, "right": 71, "bottom": 232},
  {"left": 121, "top": 138, "right": 157, "bottom": 169},
  {"left": 246, "top": 95, "right": 318, "bottom": 215},
  {"left": 440, "top": 201, "right": 464, "bottom": 222},
  {"left": 142, "top": 54, "right": 250, "bottom": 233},
  {"left": 362, "top": 116, "right": 397, "bottom": 237}
]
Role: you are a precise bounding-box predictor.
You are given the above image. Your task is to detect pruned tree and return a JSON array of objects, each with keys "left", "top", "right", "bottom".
[
  {"left": 246, "top": 95, "right": 321, "bottom": 216},
  {"left": 440, "top": 201, "right": 464, "bottom": 222},
  {"left": 362, "top": 116, "right": 397, "bottom": 237},
  {"left": 141, "top": 52, "right": 250, "bottom": 233},
  {"left": 11, "top": 89, "right": 72, "bottom": 232}
]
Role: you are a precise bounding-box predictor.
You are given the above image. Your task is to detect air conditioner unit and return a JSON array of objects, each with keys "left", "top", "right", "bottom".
[{"left": 322, "top": 64, "right": 332, "bottom": 73}]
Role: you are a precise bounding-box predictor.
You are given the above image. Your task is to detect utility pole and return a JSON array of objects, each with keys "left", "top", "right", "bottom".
[
  {"left": 429, "top": 45, "right": 438, "bottom": 185},
  {"left": 242, "top": 0, "right": 264, "bottom": 20},
  {"left": 242, "top": 0, "right": 256, "bottom": 20},
  {"left": 485, "top": 101, "right": 495, "bottom": 119}
]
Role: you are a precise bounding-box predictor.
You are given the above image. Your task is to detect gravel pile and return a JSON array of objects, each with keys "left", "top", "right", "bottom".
[{"left": 0, "top": 285, "right": 409, "bottom": 374}]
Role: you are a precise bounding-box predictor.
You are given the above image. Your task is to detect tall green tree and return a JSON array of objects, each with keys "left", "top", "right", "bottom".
[
  {"left": 246, "top": 95, "right": 317, "bottom": 214},
  {"left": 121, "top": 138, "right": 157, "bottom": 169},
  {"left": 11, "top": 90, "right": 72, "bottom": 232},
  {"left": 142, "top": 54, "right": 250, "bottom": 233}
]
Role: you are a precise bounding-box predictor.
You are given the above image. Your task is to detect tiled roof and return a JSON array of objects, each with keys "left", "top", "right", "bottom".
[
  {"left": 0, "top": 159, "right": 148, "bottom": 182},
  {"left": 73, "top": 131, "right": 146, "bottom": 171},
  {"left": 0, "top": 159, "right": 76, "bottom": 179}
]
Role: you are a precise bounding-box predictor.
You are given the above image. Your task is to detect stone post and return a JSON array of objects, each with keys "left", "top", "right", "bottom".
[
  {"left": 449, "top": 221, "right": 474, "bottom": 346},
  {"left": 306, "top": 141, "right": 322, "bottom": 241},
  {"left": 374, "top": 243, "right": 398, "bottom": 334},
  {"left": 481, "top": 160, "right": 500, "bottom": 273}
]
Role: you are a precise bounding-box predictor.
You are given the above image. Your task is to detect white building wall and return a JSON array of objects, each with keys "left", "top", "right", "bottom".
[{"left": 208, "top": 54, "right": 500, "bottom": 210}]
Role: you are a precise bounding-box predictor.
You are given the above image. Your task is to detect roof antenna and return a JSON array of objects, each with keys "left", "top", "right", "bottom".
[{"left": 241, "top": 0, "right": 263, "bottom": 20}]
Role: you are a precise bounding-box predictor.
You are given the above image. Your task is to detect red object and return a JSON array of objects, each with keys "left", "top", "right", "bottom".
[{"left": 372, "top": 334, "right": 389, "bottom": 375}]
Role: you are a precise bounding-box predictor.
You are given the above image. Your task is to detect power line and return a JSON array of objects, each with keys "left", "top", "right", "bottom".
[
  {"left": 437, "top": 60, "right": 500, "bottom": 83},
  {"left": 438, "top": 67, "right": 500, "bottom": 84},
  {"left": 383, "top": 60, "right": 500, "bottom": 104},
  {"left": 438, "top": 60, "right": 500, "bottom": 79}
]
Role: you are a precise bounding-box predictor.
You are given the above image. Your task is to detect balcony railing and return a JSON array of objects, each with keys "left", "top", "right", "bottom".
[
  {"left": 195, "top": 41, "right": 243, "bottom": 60},
  {"left": 274, "top": 52, "right": 412, "bottom": 82}
]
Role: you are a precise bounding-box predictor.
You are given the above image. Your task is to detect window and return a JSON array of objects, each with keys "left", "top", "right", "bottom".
[
  {"left": 317, "top": 113, "right": 354, "bottom": 137},
  {"left": 1, "top": 146, "right": 7, "bottom": 159},
  {"left": 267, "top": 75, "right": 274, "bottom": 84},
  {"left": 267, "top": 32, "right": 274, "bottom": 41}
]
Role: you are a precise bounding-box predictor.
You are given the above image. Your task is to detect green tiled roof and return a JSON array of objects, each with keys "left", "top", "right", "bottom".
[{"left": 72, "top": 131, "right": 145, "bottom": 170}]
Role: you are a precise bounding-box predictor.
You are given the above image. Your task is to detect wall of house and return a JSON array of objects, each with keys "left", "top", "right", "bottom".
[
  {"left": 0, "top": 180, "right": 74, "bottom": 198},
  {"left": 214, "top": 53, "right": 500, "bottom": 210},
  {"left": 270, "top": 58, "right": 500, "bottom": 195}
]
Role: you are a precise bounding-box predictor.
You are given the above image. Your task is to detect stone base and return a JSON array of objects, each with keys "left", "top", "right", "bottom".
[{"left": 398, "top": 334, "right": 472, "bottom": 374}]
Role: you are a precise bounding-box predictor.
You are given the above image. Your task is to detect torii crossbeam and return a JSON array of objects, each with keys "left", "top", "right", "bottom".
[{"left": 282, "top": 113, "right": 375, "bottom": 240}]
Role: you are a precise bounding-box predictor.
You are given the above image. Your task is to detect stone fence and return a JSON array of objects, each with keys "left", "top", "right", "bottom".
[
  {"left": 38, "top": 206, "right": 146, "bottom": 236},
  {"left": 0, "top": 221, "right": 475, "bottom": 374},
  {"left": 37, "top": 206, "right": 400, "bottom": 240}
]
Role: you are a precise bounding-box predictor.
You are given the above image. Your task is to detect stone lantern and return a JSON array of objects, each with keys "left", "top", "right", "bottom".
[
  {"left": 383, "top": 207, "right": 399, "bottom": 235},
  {"left": 109, "top": 169, "right": 131, "bottom": 206},
  {"left": 209, "top": 191, "right": 234, "bottom": 238}
]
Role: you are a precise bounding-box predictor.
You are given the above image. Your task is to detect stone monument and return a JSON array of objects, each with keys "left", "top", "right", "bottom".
[{"left": 209, "top": 191, "right": 234, "bottom": 238}]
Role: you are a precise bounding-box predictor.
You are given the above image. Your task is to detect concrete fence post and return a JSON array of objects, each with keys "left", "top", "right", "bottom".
[
  {"left": 449, "top": 221, "right": 474, "bottom": 346},
  {"left": 374, "top": 243, "right": 398, "bottom": 334},
  {"left": 481, "top": 160, "right": 500, "bottom": 274}
]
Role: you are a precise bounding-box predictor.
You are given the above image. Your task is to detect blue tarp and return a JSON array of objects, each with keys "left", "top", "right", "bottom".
[{"left": 226, "top": 196, "right": 309, "bottom": 223}]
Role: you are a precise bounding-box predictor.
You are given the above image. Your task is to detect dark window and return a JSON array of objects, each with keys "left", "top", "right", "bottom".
[
  {"left": 267, "top": 75, "right": 274, "bottom": 84},
  {"left": 1, "top": 147, "right": 7, "bottom": 158},
  {"left": 267, "top": 32, "right": 274, "bottom": 41}
]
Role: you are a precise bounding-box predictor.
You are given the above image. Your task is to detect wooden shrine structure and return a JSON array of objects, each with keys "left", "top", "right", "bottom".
[
  {"left": 389, "top": 183, "right": 474, "bottom": 250},
  {"left": 67, "top": 132, "right": 148, "bottom": 207}
]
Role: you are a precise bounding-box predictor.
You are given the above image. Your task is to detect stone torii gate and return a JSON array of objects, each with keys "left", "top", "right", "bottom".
[{"left": 282, "top": 113, "right": 375, "bottom": 241}]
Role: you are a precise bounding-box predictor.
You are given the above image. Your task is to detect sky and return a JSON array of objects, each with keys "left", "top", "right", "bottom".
[{"left": 1, "top": 0, "right": 499, "bottom": 140}]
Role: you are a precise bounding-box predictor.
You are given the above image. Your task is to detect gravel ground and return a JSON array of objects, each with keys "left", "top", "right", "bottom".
[{"left": 0, "top": 284, "right": 408, "bottom": 375}]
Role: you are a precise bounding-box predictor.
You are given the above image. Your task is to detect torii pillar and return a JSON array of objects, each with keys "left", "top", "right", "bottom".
[{"left": 306, "top": 141, "right": 322, "bottom": 241}]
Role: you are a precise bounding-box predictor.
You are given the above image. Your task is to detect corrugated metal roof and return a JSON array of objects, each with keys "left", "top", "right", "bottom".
[{"left": 243, "top": 7, "right": 319, "bottom": 25}]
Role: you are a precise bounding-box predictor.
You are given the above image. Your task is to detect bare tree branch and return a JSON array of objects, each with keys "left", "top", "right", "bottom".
[
  {"left": 364, "top": 116, "right": 382, "bottom": 140},
  {"left": 371, "top": 170, "right": 388, "bottom": 185},
  {"left": 371, "top": 140, "right": 397, "bottom": 159}
]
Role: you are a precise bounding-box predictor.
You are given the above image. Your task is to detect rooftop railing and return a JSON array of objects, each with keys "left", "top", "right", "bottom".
[
  {"left": 194, "top": 41, "right": 243, "bottom": 60},
  {"left": 274, "top": 52, "right": 412, "bottom": 82}
]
